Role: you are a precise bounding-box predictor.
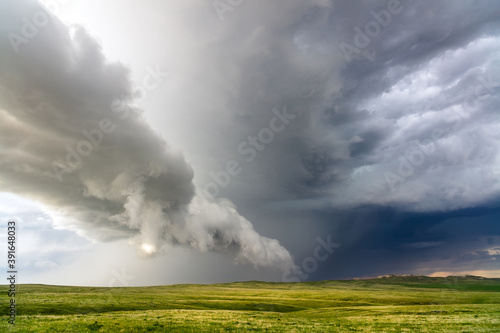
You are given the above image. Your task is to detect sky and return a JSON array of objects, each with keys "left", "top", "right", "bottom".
[{"left": 0, "top": 0, "right": 499, "bottom": 286}]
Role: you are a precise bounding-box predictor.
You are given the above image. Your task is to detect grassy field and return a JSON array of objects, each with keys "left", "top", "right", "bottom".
[{"left": 1, "top": 275, "right": 499, "bottom": 332}]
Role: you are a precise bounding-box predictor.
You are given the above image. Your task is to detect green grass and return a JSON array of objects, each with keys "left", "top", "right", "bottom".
[{"left": 1, "top": 276, "right": 499, "bottom": 332}]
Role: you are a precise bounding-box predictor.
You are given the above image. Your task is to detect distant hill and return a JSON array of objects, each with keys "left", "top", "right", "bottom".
[{"left": 375, "top": 274, "right": 488, "bottom": 281}]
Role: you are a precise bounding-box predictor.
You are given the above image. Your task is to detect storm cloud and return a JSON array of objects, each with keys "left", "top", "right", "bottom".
[{"left": 1, "top": 0, "right": 499, "bottom": 284}]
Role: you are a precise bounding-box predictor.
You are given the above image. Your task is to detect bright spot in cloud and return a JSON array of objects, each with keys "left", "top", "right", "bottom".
[{"left": 141, "top": 244, "right": 156, "bottom": 255}]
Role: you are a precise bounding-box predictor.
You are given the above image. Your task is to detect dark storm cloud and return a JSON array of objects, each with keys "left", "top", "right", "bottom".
[
  {"left": 190, "top": 0, "right": 500, "bottom": 215},
  {"left": 291, "top": 0, "right": 500, "bottom": 211},
  {"left": 223, "top": 1, "right": 499, "bottom": 280},
  {"left": 291, "top": 206, "right": 500, "bottom": 280},
  {"left": 153, "top": 0, "right": 500, "bottom": 277}
]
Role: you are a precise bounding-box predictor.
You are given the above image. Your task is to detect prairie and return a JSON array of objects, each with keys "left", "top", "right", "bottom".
[{"left": 1, "top": 275, "right": 499, "bottom": 332}]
